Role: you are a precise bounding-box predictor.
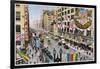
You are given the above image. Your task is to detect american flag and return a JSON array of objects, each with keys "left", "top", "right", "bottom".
[
  {"left": 65, "top": 15, "right": 68, "bottom": 20},
  {"left": 59, "top": 23, "right": 63, "bottom": 29},
  {"left": 62, "top": 23, "right": 65, "bottom": 29},
  {"left": 69, "top": 23, "right": 73, "bottom": 30},
  {"left": 69, "top": 20, "right": 76, "bottom": 30}
]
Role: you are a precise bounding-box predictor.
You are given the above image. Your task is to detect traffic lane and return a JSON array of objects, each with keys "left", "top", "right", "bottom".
[
  {"left": 29, "top": 29, "right": 93, "bottom": 63},
  {"left": 47, "top": 35, "right": 76, "bottom": 62},
  {"left": 47, "top": 34, "right": 93, "bottom": 62}
]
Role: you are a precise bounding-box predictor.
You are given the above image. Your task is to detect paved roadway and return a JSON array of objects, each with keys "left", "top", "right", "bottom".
[{"left": 26, "top": 28, "right": 94, "bottom": 64}]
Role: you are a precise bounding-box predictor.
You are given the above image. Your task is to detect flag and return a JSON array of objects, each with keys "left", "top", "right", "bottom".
[
  {"left": 69, "top": 20, "right": 76, "bottom": 30},
  {"left": 69, "top": 23, "right": 73, "bottom": 30},
  {"left": 65, "top": 15, "right": 68, "bottom": 20}
]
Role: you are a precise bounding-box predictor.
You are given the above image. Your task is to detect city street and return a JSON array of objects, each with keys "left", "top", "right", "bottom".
[
  {"left": 26, "top": 28, "right": 94, "bottom": 64},
  {"left": 15, "top": 4, "right": 95, "bottom": 65}
]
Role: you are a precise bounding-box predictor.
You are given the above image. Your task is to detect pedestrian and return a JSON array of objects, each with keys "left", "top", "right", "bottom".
[
  {"left": 53, "top": 48, "right": 56, "bottom": 62},
  {"left": 59, "top": 48, "right": 62, "bottom": 62},
  {"left": 80, "top": 57, "right": 82, "bottom": 61},
  {"left": 56, "top": 54, "right": 60, "bottom": 62},
  {"left": 64, "top": 48, "right": 66, "bottom": 54},
  {"left": 53, "top": 48, "right": 56, "bottom": 54}
]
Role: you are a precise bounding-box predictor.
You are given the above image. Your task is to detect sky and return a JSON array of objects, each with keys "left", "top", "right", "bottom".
[{"left": 28, "top": 4, "right": 57, "bottom": 25}]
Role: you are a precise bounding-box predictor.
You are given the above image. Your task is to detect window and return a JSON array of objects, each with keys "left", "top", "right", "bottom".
[
  {"left": 16, "top": 4, "right": 20, "bottom": 7},
  {"left": 87, "top": 30, "right": 91, "bottom": 36},
  {"left": 62, "top": 17, "right": 64, "bottom": 21},
  {"left": 75, "top": 8, "right": 78, "bottom": 11},
  {"left": 67, "top": 28, "right": 69, "bottom": 32},
  {"left": 74, "top": 28, "right": 78, "bottom": 34},
  {"left": 16, "top": 12, "right": 20, "bottom": 21},
  {"left": 62, "top": 8, "right": 64, "bottom": 11},
  {"left": 65, "top": 22, "right": 66, "bottom": 25},
  {"left": 71, "top": 8, "right": 74, "bottom": 13},
  {"left": 60, "top": 9, "right": 61, "bottom": 12},
  {"left": 65, "top": 11, "right": 67, "bottom": 15},
  {"left": 16, "top": 41, "right": 21, "bottom": 45},
  {"left": 67, "top": 22, "right": 70, "bottom": 26},
  {"left": 16, "top": 25, "right": 21, "bottom": 32},
  {"left": 68, "top": 16, "right": 70, "bottom": 19},
  {"left": 71, "top": 15, "right": 74, "bottom": 19},
  {"left": 60, "top": 13, "right": 62, "bottom": 16},
  {"left": 62, "top": 12, "right": 63, "bottom": 16},
  {"left": 62, "top": 12, "right": 64, "bottom": 16},
  {"left": 68, "top": 10, "right": 70, "bottom": 14}
]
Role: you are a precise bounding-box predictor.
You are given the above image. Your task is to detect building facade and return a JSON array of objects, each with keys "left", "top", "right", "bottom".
[
  {"left": 15, "top": 4, "right": 30, "bottom": 62},
  {"left": 42, "top": 7, "right": 94, "bottom": 56}
]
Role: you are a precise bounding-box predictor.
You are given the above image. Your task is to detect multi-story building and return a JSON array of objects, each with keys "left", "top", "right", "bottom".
[
  {"left": 57, "top": 6, "right": 94, "bottom": 55},
  {"left": 42, "top": 10, "right": 50, "bottom": 31},
  {"left": 57, "top": 7, "right": 93, "bottom": 41},
  {"left": 24, "top": 5, "right": 30, "bottom": 49},
  {"left": 57, "top": 7, "right": 77, "bottom": 36},
  {"left": 42, "top": 10, "right": 58, "bottom": 35},
  {"left": 49, "top": 10, "right": 58, "bottom": 36},
  {"left": 15, "top": 4, "right": 30, "bottom": 62}
]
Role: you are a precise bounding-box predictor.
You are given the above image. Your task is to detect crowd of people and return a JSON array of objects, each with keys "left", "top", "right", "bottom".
[{"left": 27, "top": 30, "right": 93, "bottom": 64}]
